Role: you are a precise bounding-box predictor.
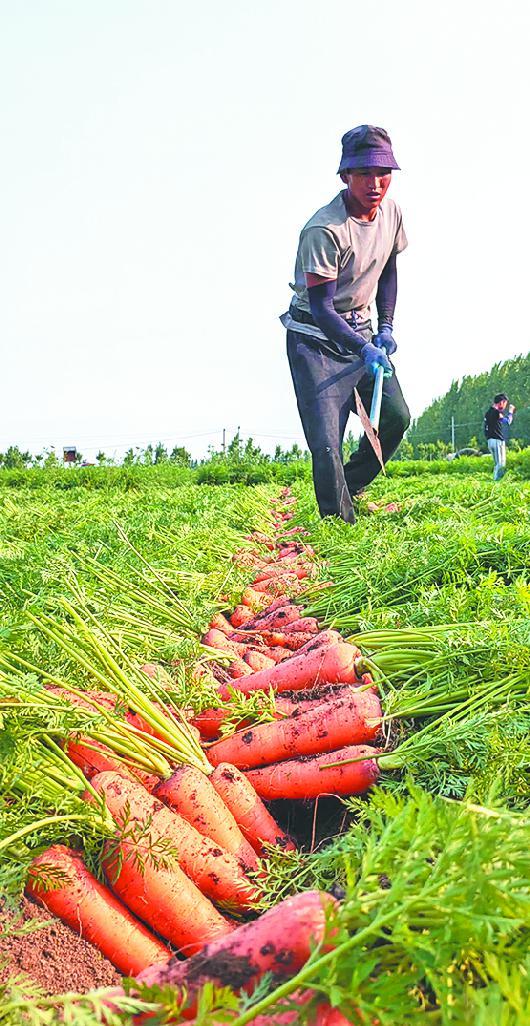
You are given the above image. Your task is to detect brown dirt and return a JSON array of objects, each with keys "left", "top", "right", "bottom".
[{"left": 0, "top": 896, "right": 121, "bottom": 996}]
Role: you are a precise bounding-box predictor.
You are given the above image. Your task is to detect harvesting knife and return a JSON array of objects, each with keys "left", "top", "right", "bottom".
[{"left": 353, "top": 364, "right": 385, "bottom": 474}]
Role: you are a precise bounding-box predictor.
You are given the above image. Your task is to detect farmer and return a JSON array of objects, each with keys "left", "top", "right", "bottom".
[
  {"left": 281, "top": 124, "right": 409, "bottom": 524},
  {"left": 483, "top": 393, "right": 515, "bottom": 481}
]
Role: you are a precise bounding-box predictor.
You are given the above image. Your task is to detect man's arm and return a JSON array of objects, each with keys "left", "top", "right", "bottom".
[
  {"left": 375, "top": 252, "right": 397, "bottom": 328},
  {"left": 373, "top": 252, "right": 398, "bottom": 354},
  {"left": 306, "top": 274, "right": 391, "bottom": 373}
]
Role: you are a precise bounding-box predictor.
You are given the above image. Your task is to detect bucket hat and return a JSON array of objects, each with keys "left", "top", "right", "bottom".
[{"left": 338, "top": 125, "right": 400, "bottom": 172}]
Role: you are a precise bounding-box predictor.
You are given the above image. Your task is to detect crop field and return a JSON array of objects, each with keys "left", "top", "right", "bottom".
[{"left": 1, "top": 470, "right": 530, "bottom": 1025}]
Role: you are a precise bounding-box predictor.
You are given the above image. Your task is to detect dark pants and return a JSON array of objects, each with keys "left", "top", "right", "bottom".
[{"left": 287, "top": 329, "right": 410, "bottom": 523}]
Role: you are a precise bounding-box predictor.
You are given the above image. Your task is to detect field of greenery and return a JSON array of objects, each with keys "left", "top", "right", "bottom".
[{"left": 1, "top": 466, "right": 530, "bottom": 1025}]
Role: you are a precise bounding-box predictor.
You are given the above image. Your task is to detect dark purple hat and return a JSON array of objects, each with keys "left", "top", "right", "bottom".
[{"left": 338, "top": 125, "right": 400, "bottom": 173}]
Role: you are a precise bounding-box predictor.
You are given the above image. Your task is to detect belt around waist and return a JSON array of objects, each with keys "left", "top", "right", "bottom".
[{"left": 290, "top": 307, "right": 355, "bottom": 327}]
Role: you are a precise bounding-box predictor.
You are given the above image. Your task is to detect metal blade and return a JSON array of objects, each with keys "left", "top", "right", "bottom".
[{"left": 354, "top": 387, "right": 385, "bottom": 474}]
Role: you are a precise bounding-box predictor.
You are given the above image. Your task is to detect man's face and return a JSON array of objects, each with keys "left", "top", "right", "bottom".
[
  {"left": 341, "top": 167, "right": 392, "bottom": 212},
  {"left": 496, "top": 399, "right": 508, "bottom": 411}
]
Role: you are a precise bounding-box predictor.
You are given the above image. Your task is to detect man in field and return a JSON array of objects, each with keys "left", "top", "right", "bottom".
[
  {"left": 484, "top": 392, "right": 515, "bottom": 480},
  {"left": 281, "top": 125, "right": 410, "bottom": 524}
]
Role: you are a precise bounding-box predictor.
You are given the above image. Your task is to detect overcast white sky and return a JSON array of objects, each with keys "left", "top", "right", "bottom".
[{"left": 1, "top": 0, "right": 529, "bottom": 461}]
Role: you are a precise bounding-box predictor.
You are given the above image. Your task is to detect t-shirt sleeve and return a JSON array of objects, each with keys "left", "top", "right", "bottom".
[{"left": 298, "top": 227, "right": 339, "bottom": 278}]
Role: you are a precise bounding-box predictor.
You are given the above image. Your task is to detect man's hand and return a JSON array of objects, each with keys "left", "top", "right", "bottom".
[
  {"left": 360, "top": 342, "right": 392, "bottom": 377},
  {"left": 373, "top": 324, "right": 397, "bottom": 356},
  {"left": 509, "top": 404, "right": 516, "bottom": 413}
]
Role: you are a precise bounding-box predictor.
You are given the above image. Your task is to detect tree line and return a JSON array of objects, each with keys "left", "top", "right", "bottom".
[{"left": 405, "top": 352, "right": 530, "bottom": 456}]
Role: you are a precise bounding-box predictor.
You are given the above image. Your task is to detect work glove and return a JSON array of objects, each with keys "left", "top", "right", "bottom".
[
  {"left": 372, "top": 323, "right": 397, "bottom": 356},
  {"left": 360, "top": 342, "right": 393, "bottom": 377}
]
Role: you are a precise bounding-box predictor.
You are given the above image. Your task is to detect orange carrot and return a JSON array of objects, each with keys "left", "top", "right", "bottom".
[
  {"left": 27, "top": 845, "right": 170, "bottom": 975},
  {"left": 65, "top": 737, "right": 160, "bottom": 791},
  {"left": 191, "top": 705, "right": 230, "bottom": 739},
  {"left": 261, "top": 630, "right": 317, "bottom": 650},
  {"left": 226, "top": 657, "right": 254, "bottom": 678},
  {"left": 137, "top": 890, "right": 337, "bottom": 1012},
  {"left": 244, "top": 650, "right": 276, "bottom": 671},
  {"left": 250, "top": 605, "right": 307, "bottom": 630},
  {"left": 251, "top": 575, "right": 300, "bottom": 595},
  {"left": 103, "top": 839, "right": 233, "bottom": 956},
  {"left": 253, "top": 564, "right": 311, "bottom": 583},
  {"left": 91, "top": 772, "right": 258, "bottom": 911},
  {"left": 280, "top": 617, "right": 320, "bottom": 634},
  {"left": 315, "top": 1006, "right": 359, "bottom": 1025},
  {"left": 217, "top": 640, "right": 362, "bottom": 700},
  {"left": 153, "top": 764, "right": 259, "bottom": 871},
  {"left": 230, "top": 604, "right": 257, "bottom": 627},
  {"left": 207, "top": 690, "right": 382, "bottom": 770},
  {"left": 210, "top": 763, "right": 295, "bottom": 854},
  {"left": 241, "top": 587, "right": 272, "bottom": 610},
  {"left": 245, "top": 744, "right": 381, "bottom": 799},
  {"left": 209, "top": 612, "right": 233, "bottom": 634}
]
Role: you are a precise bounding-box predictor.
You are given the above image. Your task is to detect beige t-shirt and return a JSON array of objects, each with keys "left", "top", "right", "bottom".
[{"left": 290, "top": 191, "right": 407, "bottom": 323}]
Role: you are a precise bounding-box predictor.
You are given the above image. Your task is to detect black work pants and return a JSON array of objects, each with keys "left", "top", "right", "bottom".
[{"left": 287, "top": 330, "right": 410, "bottom": 523}]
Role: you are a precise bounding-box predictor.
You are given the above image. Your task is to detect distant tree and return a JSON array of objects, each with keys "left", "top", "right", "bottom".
[
  {"left": 408, "top": 352, "right": 530, "bottom": 450},
  {"left": 154, "top": 442, "right": 169, "bottom": 464},
  {"left": 0, "top": 445, "right": 33, "bottom": 469},
  {"left": 169, "top": 446, "right": 192, "bottom": 466},
  {"left": 96, "top": 451, "right": 108, "bottom": 465},
  {"left": 142, "top": 444, "right": 155, "bottom": 465},
  {"left": 123, "top": 448, "right": 136, "bottom": 465}
]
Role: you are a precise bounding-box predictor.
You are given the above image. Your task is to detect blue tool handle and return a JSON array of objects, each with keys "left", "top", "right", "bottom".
[{"left": 369, "top": 364, "right": 384, "bottom": 431}]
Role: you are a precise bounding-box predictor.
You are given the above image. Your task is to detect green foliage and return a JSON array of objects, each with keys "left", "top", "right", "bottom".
[{"left": 407, "top": 350, "right": 530, "bottom": 451}]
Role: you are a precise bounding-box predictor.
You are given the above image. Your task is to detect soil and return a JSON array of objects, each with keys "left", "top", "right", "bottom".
[{"left": 0, "top": 896, "right": 121, "bottom": 996}]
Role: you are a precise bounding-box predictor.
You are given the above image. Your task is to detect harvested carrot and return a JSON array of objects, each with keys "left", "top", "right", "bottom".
[
  {"left": 137, "top": 890, "right": 338, "bottom": 1012},
  {"left": 241, "top": 587, "right": 272, "bottom": 610},
  {"left": 103, "top": 835, "right": 233, "bottom": 956},
  {"left": 217, "top": 640, "right": 362, "bottom": 700},
  {"left": 154, "top": 764, "right": 259, "bottom": 871},
  {"left": 261, "top": 630, "right": 317, "bottom": 650},
  {"left": 230, "top": 604, "right": 256, "bottom": 627},
  {"left": 226, "top": 657, "right": 254, "bottom": 678},
  {"left": 251, "top": 575, "right": 300, "bottom": 595},
  {"left": 250, "top": 603, "right": 302, "bottom": 626},
  {"left": 203, "top": 628, "right": 247, "bottom": 655},
  {"left": 44, "top": 686, "right": 118, "bottom": 714},
  {"left": 253, "top": 564, "right": 310, "bottom": 583},
  {"left": 280, "top": 617, "right": 320, "bottom": 634},
  {"left": 91, "top": 771, "right": 258, "bottom": 911},
  {"left": 208, "top": 689, "right": 382, "bottom": 770},
  {"left": 27, "top": 845, "right": 170, "bottom": 975},
  {"left": 245, "top": 743, "right": 381, "bottom": 800},
  {"left": 244, "top": 650, "right": 276, "bottom": 671},
  {"left": 65, "top": 737, "right": 159, "bottom": 791},
  {"left": 211, "top": 763, "right": 295, "bottom": 854},
  {"left": 191, "top": 705, "right": 230, "bottom": 739},
  {"left": 209, "top": 612, "right": 234, "bottom": 634},
  {"left": 315, "top": 1006, "right": 359, "bottom": 1025}
]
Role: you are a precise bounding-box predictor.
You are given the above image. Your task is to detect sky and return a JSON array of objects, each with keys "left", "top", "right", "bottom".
[{"left": 1, "top": 0, "right": 529, "bottom": 462}]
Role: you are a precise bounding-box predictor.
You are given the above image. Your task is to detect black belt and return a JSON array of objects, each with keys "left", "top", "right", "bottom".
[{"left": 289, "top": 305, "right": 356, "bottom": 328}]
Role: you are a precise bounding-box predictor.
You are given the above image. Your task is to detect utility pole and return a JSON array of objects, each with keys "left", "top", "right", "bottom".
[
  {"left": 451, "top": 416, "right": 455, "bottom": 452},
  {"left": 222, "top": 428, "right": 226, "bottom": 456}
]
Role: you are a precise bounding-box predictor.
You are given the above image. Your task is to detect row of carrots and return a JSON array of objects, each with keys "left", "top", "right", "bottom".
[{"left": 25, "top": 490, "right": 367, "bottom": 1023}]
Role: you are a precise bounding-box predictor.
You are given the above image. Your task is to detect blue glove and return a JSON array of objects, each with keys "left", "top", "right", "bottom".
[
  {"left": 372, "top": 324, "right": 397, "bottom": 356},
  {"left": 360, "top": 342, "right": 392, "bottom": 377}
]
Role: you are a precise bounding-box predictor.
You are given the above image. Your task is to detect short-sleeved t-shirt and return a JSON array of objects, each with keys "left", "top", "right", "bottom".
[
  {"left": 484, "top": 406, "right": 512, "bottom": 441},
  {"left": 290, "top": 191, "right": 407, "bottom": 324}
]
